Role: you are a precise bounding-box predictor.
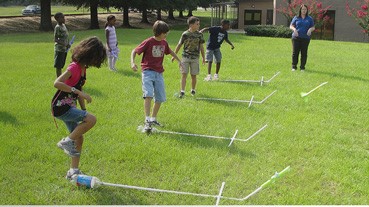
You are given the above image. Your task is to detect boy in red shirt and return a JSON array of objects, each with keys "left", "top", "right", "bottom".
[{"left": 131, "top": 20, "right": 182, "bottom": 132}]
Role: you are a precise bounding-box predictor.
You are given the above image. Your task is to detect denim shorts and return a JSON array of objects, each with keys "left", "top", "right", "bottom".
[
  {"left": 205, "top": 48, "right": 222, "bottom": 63},
  {"left": 56, "top": 107, "right": 88, "bottom": 133},
  {"left": 142, "top": 69, "right": 166, "bottom": 103},
  {"left": 181, "top": 57, "right": 200, "bottom": 75}
]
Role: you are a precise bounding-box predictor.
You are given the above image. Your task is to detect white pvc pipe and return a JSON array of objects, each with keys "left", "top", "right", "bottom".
[
  {"left": 228, "top": 129, "right": 239, "bottom": 147},
  {"left": 259, "top": 90, "right": 277, "bottom": 104},
  {"left": 215, "top": 182, "right": 226, "bottom": 206},
  {"left": 265, "top": 71, "right": 280, "bottom": 83}
]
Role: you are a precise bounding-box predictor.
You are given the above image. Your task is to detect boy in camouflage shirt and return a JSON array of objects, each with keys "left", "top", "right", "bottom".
[
  {"left": 173, "top": 16, "right": 205, "bottom": 98},
  {"left": 54, "top": 12, "right": 70, "bottom": 77}
]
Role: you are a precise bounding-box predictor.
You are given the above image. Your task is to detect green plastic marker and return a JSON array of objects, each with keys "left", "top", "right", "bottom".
[{"left": 239, "top": 166, "right": 291, "bottom": 201}]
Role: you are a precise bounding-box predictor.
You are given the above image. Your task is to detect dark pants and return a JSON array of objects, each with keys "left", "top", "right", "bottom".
[{"left": 292, "top": 37, "right": 310, "bottom": 70}]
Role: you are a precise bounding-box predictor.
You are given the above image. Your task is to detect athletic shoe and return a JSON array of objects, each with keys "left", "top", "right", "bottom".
[
  {"left": 291, "top": 68, "right": 296, "bottom": 71},
  {"left": 66, "top": 169, "right": 84, "bottom": 180},
  {"left": 300, "top": 69, "right": 305, "bottom": 72},
  {"left": 191, "top": 90, "right": 196, "bottom": 96},
  {"left": 213, "top": 74, "right": 219, "bottom": 80},
  {"left": 144, "top": 121, "right": 152, "bottom": 133},
  {"left": 204, "top": 74, "right": 212, "bottom": 81},
  {"left": 179, "top": 91, "right": 185, "bottom": 98},
  {"left": 151, "top": 120, "right": 163, "bottom": 127},
  {"left": 57, "top": 138, "right": 80, "bottom": 157}
]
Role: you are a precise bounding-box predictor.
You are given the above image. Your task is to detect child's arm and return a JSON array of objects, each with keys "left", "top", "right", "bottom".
[
  {"left": 225, "top": 38, "right": 235, "bottom": 50},
  {"left": 130, "top": 49, "right": 138, "bottom": 71},
  {"left": 54, "top": 71, "right": 92, "bottom": 103},
  {"left": 199, "top": 27, "right": 209, "bottom": 33},
  {"left": 171, "top": 42, "right": 183, "bottom": 62},
  {"left": 78, "top": 92, "right": 87, "bottom": 110},
  {"left": 200, "top": 43, "right": 205, "bottom": 65},
  {"left": 105, "top": 29, "right": 111, "bottom": 51}
]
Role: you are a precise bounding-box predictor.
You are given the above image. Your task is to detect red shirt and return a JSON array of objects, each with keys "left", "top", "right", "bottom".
[{"left": 134, "top": 37, "right": 171, "bottom": 73}]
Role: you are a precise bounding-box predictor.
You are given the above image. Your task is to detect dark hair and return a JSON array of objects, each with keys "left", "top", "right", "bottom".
[
  {"left": 221, "top": 19, "right": 230, "bottom": 25},
  {"left": 153, "top": 20, "right": 169, "bottom": 37},
  {"left": 105, "top": 15, "right": 116, "bottom": 28},
  {"left": 72, "top": 37, "right": 107, "bottom": 68},
  {"left": 187, "top": 16, "right": 200, "bottom": 25},
  {"left": 298, "top": 4, "right": 309, "bottom": 17},
  {"left": 54, "top": 12, "right": 64, "bottom": 21}
]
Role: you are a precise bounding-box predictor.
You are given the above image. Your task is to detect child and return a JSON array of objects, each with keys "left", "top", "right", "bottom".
[
  {"left": 105, "top": 15, "right": 119, "bottom": 72},
  {"left": 54, "top": 12, "right": 70, "bottom": 77},
  {"left": 131, "top": 20, "right": 182, "bottom": 132},
  {"left": 200, "top": 19, "right": 235, "bottom": 81},
  {"left": 51, "top": 37, "right": 106, "bottom": 179},
  {"left": 172, "top": 16, "right": 205, "bottom": 98}
]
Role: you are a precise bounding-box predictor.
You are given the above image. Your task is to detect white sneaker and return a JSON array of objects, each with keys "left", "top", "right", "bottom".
[
  {"left": 213, "top": 74, "right": 219, "bottom": 80},
  {"left": 291, "top": 68, "right": 296, "bottom": 71},
  {"left": 204, "top": 74, "right": 212, "bottom": 81}
]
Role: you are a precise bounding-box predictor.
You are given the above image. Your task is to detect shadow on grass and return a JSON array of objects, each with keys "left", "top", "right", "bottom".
[
  {"left": 195, "top": 94, "right": 255, "bottom": 108},
  {"left": 84, "top": 87, "right": 104, "bottom": 97},
  {"left": 79, "top": 186, "right": 145, "bottom": 205},
  {"left": 151, "top": 128, "right": 257, "bottom": 158},
  {"left": 307, "top": 69, "right": 369, "bottom": 83},
  {"left": 0, "top": 111, "right": 20, "bottom": 126},
  {"left": 116, "top": 69, "right": 141, "bottom": 78}
]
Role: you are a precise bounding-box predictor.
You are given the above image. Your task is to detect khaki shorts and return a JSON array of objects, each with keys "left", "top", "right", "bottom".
[{"left": 180, "top": 57, "right": 200, "bottom": 75}]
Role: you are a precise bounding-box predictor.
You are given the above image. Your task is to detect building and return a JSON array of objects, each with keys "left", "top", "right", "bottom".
[{"left": 212, "top": 0, "right": 369, "bottom": 42}]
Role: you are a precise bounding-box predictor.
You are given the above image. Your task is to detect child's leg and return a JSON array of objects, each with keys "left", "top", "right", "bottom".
[
  {"left": 71, "top": 135, "right": 83, "bottom": 169},
  {"left": 144, "top": 97, "right": 152, "bottom": 119},
  {"left": 191, "top": 74, "right": 197, "bottom": 90},
  {"left": 215, "top": 62, "right": 221, "bottom": 74},
  {"left": 151, "top": 102, "right": 161, "bottom": 118},
  {"left": 108, "top": 55, "right": 114, "bottom": 69},
  {"left": 207, "top": 61, "right": 212, "bottom": 74},
  {"left": 181, "top": 73, "right": 188, "bottom": 91},
  {"left": 112, "top": 56, "right": 117, "bottom": 69},
  {"left": 56, "top": 68, "right": 62, "bottom": 77},
  {"left": 69, "top": 113, "right": 96, "bottom": 140}
]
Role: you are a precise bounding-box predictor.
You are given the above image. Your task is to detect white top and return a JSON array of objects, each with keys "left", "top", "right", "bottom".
[{"left": 105, "top": 26, "right": 117, "bottom": 49}]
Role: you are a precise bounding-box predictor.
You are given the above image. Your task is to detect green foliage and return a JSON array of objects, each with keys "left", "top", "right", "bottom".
[
  {"left": 245, "top": 25, "right": 291, "bottom": 38},
  {"left": 0, "top": 28, "right": 369, "bottom": 205}
]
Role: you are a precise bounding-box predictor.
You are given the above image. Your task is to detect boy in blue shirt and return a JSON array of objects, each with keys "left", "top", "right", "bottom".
[{"left": 200, "top": 19, "right": 234, "bottom": 81}]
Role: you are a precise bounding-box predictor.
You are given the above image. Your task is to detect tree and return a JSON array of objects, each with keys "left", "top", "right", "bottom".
[
  {"left": 39, "top": 0, "right": 53, "bottom": 31},
  {"left": 346, "top": 0, "right": 369, "bottom": 35},
  {"left": 58, "top": 0, "right": 100, "bottom": 29}
]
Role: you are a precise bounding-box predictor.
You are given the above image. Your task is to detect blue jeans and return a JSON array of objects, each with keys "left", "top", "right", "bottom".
[
  {"left": 56, "top": 107, "right": 87, "bottom": 132},
  {"left": 142, "top": 70, "right": 166, "bottom": 103},
  {"left": 292, "top": 37, "right": 310, "bottom": 70}
]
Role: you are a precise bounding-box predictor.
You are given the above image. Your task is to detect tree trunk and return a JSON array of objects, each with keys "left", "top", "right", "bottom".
[
  {"left": 122, "top": 3, "right": 131, "bottom": 27},
  {"left": 141, "top": 8, "right": 150, "bottom": 24},
  {"left": 39, "top": 0, "right": 52, "bottom": 31},
  {"left": 156, "top": 9, "right": 162, "bottom": 20},
  {"left": 89, "top": 1, "right": 99, "bottom": 29},
  {"left": 168, "top": 8, "right": 175, "bottom": 20},
  {"left": 187, "top": 9, "right": 193, "bottom": 17},
  {"left": 178, "top": 10, "right": 184, "bottom": 18}
]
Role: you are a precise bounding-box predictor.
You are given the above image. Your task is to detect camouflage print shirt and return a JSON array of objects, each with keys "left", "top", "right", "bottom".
[
  {"left": 54, "top": 24, "right": 69, "bottom": 52},
  {"left": 179, "top": 30, "right": 205, "bottom": 59}
]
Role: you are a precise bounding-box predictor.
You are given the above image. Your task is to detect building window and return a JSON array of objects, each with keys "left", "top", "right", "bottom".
[
  {"left": 266, "top": 9, "right": 273, "bottom": 25},
  {"left": 244, "top": 10, "right": 262, "bottom": 25},
  {"left": 312, "top": 10, "right": 335, "bottom": 40}
]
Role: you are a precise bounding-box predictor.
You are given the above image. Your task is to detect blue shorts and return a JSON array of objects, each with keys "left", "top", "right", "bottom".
[
  {"left": 56, "top": 107, "right": 88, "bottom": 133},
  {"left": 205, "top": 48, "right": 222, "bottom": 63},
  {"left": 142, "top": 70, "right": 166, "bottom": 103}
]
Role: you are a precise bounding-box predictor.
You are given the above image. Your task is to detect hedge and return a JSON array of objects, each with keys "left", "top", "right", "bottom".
[{"left": 244, "top": 25, "right": 292, "bottom": 38}]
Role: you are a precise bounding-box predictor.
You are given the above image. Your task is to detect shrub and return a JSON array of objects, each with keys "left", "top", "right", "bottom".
[{"left": 244, "top": 25, "right": 292, "bottom": 38}]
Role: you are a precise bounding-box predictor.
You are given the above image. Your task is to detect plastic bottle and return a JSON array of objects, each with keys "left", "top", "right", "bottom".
[{"left": 70, "top": 174, "right": 101, "bottom": 188}]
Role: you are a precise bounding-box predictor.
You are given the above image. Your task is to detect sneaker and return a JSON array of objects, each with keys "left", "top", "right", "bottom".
[
  {"left": 151, "top": 120, "right": 163, "bottom": 127},
  {"left": 66, "top": 169, "right": 84, "bottom": 180},
  {"left": 291, "top": 68, "right": 296, "bottom": 71},
  {"left": 191, "top": 90, "right": 196, "bottom": 96},
  {"left": 300, "top": 69, "right": 305, "bottom": 72},
  {"left": 144, "top": 121, "right": 152, "bottom": 133},
  {"left": 204, "top": 74, "right": 212, "bottom": 81},
  {"left": 57, "top": 138, "right": 80, "bottom": 157},
  {"left": 213, "top": 74, "right": 219, "bottom": 80},
  {"left": 179, "top": 91, "right": 185, "bottom": 98}
]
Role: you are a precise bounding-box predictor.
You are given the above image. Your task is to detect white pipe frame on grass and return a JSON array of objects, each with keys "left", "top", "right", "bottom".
[
  {"left": 95, "top": 166, "right": 291, "bottom": 204},
  {"left": 152, "top": 124, "right": 267, "bottom": 147},
  {"left": 196, "top": 90, "right": 277, "bottom": 107},
  {"left": 221, "top": 71, "right": 280, "bottom": 86},
  {"left": 300, "top": 82, "right": 328, "bottom": 97}
]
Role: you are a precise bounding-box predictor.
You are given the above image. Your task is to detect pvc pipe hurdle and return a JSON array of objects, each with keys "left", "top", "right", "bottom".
[
  {"left": 221, "top": 71, "right": 280, "bottom": 86},
  {"left": 196, "top": 90, "right": 277, "bottom": 108},
  {"left": 95, "top": 166, "right": 290, "bottom": 205}
]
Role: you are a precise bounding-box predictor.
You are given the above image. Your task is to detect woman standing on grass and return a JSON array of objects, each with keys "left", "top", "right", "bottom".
[
  {"left": 51, "top": 37, "right": 106, "bottom": 180},
  {"left": 290, "top": 4, "right": 315, "bottom": 72}
]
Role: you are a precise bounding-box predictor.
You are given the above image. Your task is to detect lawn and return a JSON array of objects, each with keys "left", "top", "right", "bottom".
[{"left": 0, "top": 25, "right": 368, "bottom": 204}]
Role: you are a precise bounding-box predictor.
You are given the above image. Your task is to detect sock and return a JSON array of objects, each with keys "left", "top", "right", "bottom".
[
  {"left": 65, "top": 137, "right": 72, "bottom": 142},
  {"left": 145, "top": 116, "right": 150, "bottom": 122},
  {"left": 150, "top": 117, "right": 156, "bottom": 122},
  {"left": 191, "top": 89, "right": 195, "bottom": 92},
  {"left": 181, "top": 90, "right": 185, "bottom": 93},
  {"left": 70, "top": 168, "right": 78, "bottom": 172}
]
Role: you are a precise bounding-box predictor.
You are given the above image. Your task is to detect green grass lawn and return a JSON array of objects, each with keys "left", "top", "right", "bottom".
[{"left": 0, "top": 26, "right": 368, "bottom": 205}]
